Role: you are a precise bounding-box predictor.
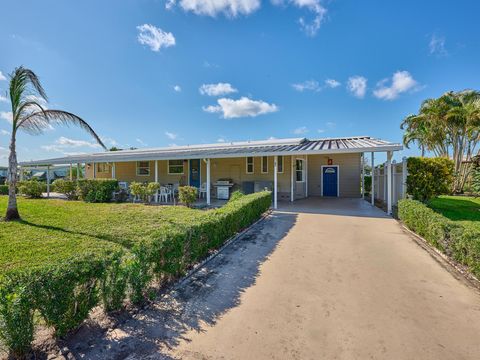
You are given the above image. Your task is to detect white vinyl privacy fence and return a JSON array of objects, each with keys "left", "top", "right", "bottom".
[{"left": 372, "top": 157, "right": 408, "bottom": 206}]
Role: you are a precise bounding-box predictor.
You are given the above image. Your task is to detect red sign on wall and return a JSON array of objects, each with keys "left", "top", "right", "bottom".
[{"left": 328, "top": 159, "right": 333, "bottom": 165}]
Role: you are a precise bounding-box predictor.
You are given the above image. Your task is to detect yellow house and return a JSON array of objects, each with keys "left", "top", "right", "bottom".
[{"left": 19, "top": 136, "right": 402, "bottom": 212}]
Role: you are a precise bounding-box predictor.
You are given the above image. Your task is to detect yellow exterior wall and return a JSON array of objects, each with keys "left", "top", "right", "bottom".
[
  {"left": 85, "top": 152, "right": 360, "bottom": 198},
  {"left": 307, "top": 153, "right": 361, "bottom": 197}
]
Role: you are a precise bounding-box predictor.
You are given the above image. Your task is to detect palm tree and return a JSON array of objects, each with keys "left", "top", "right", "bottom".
[
  {"left": 4, "top": 66, "right": 106, "bottom": 221},
  {"left": 401, "top": 90, "right": 480, "bottom": 193}
]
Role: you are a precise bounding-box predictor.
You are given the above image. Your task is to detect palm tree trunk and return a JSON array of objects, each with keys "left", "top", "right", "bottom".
[{"left": 5, "top": 134, "right": 20, "bottom": 221}]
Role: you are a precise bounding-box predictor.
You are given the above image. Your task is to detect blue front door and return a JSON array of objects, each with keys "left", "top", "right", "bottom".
[
  {"left": 189, "top": 159, "right": 201, "bottom": 188},
  {"left": 322, "top": 166, "right": 338, "bottom": 197}
]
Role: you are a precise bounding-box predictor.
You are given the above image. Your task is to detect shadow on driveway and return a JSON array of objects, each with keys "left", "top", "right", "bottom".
[{"left": 59, "top": 212, "right": 297, "bottom": 360}]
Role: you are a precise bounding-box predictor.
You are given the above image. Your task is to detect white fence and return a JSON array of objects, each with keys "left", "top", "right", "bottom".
[{"left": 372, "top": 157, "right": 408, "bottom": 206}]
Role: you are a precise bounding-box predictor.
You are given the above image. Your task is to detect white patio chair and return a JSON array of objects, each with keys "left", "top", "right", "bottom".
[
  {"left": 198, "top": 182, "right": 207, "bottom": 199},
  {"left": 159, "top": 186, "right": 169, "bottom": 203}
]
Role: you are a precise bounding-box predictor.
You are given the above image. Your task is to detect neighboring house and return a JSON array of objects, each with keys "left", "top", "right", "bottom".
[
  {"left": 28, "top": 166, "right": 70, "bottom": 181},
  {"left": 0, "top": 166, "right": 7, "bottom": 185},
  {"left": 19, "top": 136, "right": 402, "bottom": 212}
]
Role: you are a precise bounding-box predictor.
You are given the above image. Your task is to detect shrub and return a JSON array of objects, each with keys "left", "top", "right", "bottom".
[
  {"left": 129, "top": 182, "right": 147, "bottom": 202},
  {"left": 52, "top": 179, "right": 78, "bottom": 200},
  {"left": 178, "top": 186, "right": 197, "bottom": 207},
  {"left": 0, "top": 185, "right": 8, "bottom": 195},
  {"left": 229, "top": 190, "right": 245, "bottom": 202},
  {"left": 0, "top": 276, "right": 34, "bottom": 358},
  {"left": 406, "top": 157, "right": 454, "bottom": 202},
  {"left": 18, "top": 180, "right": 44, "bottom": 198},
  {"left": 77, "top": 179, "right": 118, "bottom": 203},
  {"left": 398, "top": 199, "right": 480, "bottom": 278}
]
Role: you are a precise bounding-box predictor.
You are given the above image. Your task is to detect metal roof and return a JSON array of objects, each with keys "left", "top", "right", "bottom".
[{"left": 19, "top": 136, "right": 402, "bottom": 166}]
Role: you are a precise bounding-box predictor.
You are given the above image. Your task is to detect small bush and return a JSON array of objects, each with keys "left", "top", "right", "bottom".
[
  {"left": 178, "top": 186, "right": 197, "bottom": 207},
  {"left": 77, "top": 179, "right": 118, "bottom": 203},
  {"left": 0, "top": 185, "right": 8, "bottom": 195},
  {"left": 407, "top": 157, "right": 454, "bottom": 202},
  {"left": 0, "top": 276, "right": 34, "bottom": 358},
  {"left": 398, "top": 199, "right": 480, "bottom": 278},
  {"left": 18, "top": 180, "right": 44, "bottom": 198},
  {"left": 229, "top": 190, "right": 245, "bottom": 202},
  {"left": 129, "top": 182, "right": 147, "bottom": 202},
  {"left": 52, "top": 179, "right": 78, "bottom": 200}
]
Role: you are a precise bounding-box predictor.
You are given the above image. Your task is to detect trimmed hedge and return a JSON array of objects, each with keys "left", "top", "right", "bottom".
[
  {"left": 398, "top": 199, "right": 480, "bottom": 277},
  {"left": 0, "top": 191, "right": 272, "bottom": 357},
  {"left": 406, "top": 157, "right": 454, "bottom": 201},
  {"left": 77, "top": 179, "right": 119, "bottom": 203}
]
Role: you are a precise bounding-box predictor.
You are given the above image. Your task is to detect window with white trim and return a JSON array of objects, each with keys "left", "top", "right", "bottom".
[
  {"left": 136, "top": 161, "right": 150, "bottom": 176},
  {"left": 261, "top": 156, "right": 268, "bottom": 174},
  {"left": 246, "top": 157, "right": 254, "bottom": 174},
  {"left": 168, "top": 159, "right": 184, "bottom": 174},
  {"left": 296, "top": 159, "right": 305, "bottom": 182},
  {"left": 277, "top": 156, "right": 283, "bottom": 173},
  {"left": 97, "top": 163, "right": 110, "bottom": 173}
]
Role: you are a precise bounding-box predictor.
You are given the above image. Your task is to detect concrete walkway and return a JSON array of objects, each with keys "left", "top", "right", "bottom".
[{"left": 66, "top": 198, "right": 480, "bottom": 360}]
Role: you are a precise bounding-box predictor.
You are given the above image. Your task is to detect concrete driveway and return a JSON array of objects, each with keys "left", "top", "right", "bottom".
[{"left": 65, "top": 198, "right": 480, "bottom": 360}]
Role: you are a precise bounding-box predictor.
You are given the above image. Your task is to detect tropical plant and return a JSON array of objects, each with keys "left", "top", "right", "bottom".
[
  {"left": 4, "top": 66, "right": 106, "bottom": 220},
  {"left": 178, "top": 186, "right": 197, "bottom": 207},
  {"left": 401, "top": 90, "right": 480, "bottom": 193}
]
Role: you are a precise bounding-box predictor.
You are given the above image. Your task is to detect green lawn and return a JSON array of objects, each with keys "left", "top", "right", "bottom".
[
  {"left": 428, "top": 195, "right": 480, "bottom": 228},
  {"left": 0, "top": 196, "right": 209, "bottom": 272}
]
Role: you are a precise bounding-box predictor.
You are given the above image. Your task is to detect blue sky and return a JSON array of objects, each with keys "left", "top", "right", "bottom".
[{"left": 0, "top": 0, "right": 479, "bottom": 166}]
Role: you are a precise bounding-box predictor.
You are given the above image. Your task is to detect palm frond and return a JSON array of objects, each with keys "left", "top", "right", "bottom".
[{"left": 19, "top": 109, "right": 107, "bottom": 150}]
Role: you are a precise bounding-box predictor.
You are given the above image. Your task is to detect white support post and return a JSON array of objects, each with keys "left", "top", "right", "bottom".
[
  {"left": 19, "top": 166, "right": 24, "bottom": 181},
  {"left": 274, "top": 155, "right": 278, "bottom": 209},
  {"left": 155, "top": 160, "right": 158, "bottom": 183},
  {"left": 77, "top": 163, "right": 81, "bottom": 181},
  {"left": 371, "top": 152, "right": 375, "bottom": 205},
  {"left": 46, "top": 165, "right": 50, "bottom": 198},
  {"left": 305, "top": 155, "right": 308, "bottom": 198},
  {"left": 402, "top": 156, "right": 407, "bottom": 199},
  {"left": 69, "top": 164, "right": 73, "bottom": 181},
  {"left": 383, "top": 162, "right": 387, "bottom": 201},
  {"left": 112, "top": 162, "right": 116, "bottom": 179},
  {"left": 387, "top": 151, "right": 393, "bottom": 215},
  {"left": 290, "top": 155, "right": 294, "bottom": 202},
  {"left": 206, "top": 158, "right": 211, "bottom": 206},
  {"left": 93, "top": 162, "right": 96, "bottom": 179},
  {"left": 361, "top": 153, "right": 365, "bottom": 199},
  {"left": 392, "top": 160, "right": 396, "bottom": 206}
]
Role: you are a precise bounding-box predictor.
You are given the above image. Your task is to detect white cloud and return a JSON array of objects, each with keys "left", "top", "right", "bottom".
[
  {"left": 203, "top": 97, "right": 278, "bottom": 118},
  {"left": 273, "top": 0, "right": 327, "bottom": 36},
  {"left": 173, "top": 85, "right": 182, "bottom": 92},
  {"left": 373, "top": 71, "right": 419, "bottom": 100},
  {"left": 101, "top": 136, "right": 118, "bottom": 147},
  {"left": 0, "top": 71, "right": 6, "bottom": 81},
  {"left": 199, "top": 82, "right": 237, "bottom": 96},
  {"left": 292, "top": 80, "right": 320, "bottom": 92},
  {"left": 57, "top": 136, "right": 101, "bottom": 148},
  {"left": 293, "top": 126, "right": 308, "bottom": 135},
  {"left": 347, "top": 76, "right": 367, "bottom": 98},
  {"left": 41, "top": 136, "right": 101, "bottom": 153},
  {"left": 217, "top": 137, "right": 226, "bottom": 142},
  {"left": 0, "top": 129, "right": 10, "bottom": 135},
  {"left": 0, "top": 111, "right": 13, "bottom": 124},
  {"left": 136, "top": 138, "right": 148, "bottom": 146},
  {"left": 173, "top": 0, "right": 261, "bottom": 17},
  {"left": 317, "top": 129, "right": 325, "bottom": 133},
  {"left": 0, "top": 94, "right": 7, "bottom": 103},
  {"left": 137, "top": 24, "right": 175, "bottom": 52},
  {"left": 165, "top": 131, "right": 178, "bottom": 140},
  {"left": 429, "top": 34, "right": 448, "bottom": 56},
  {"left": 324, "top": 79, "right": 341, "bottom": 88}
]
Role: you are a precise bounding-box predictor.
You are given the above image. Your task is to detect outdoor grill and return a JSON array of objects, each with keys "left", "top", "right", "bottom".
[{"left": 214, "top": 179, "right": 234, "bottom": 200}]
